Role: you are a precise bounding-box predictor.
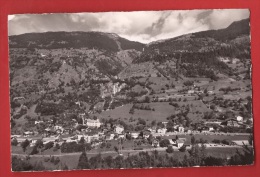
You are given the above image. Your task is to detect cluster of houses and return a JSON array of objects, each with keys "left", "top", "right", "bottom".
[
  {"left": 11, "top": 116, "right": 188, "bottom": 149},
  {"left": 204, "top": 115, "right": 252, "bottom": 129},
  {"left": 11, "top": 108, "right": 252, "bottom": 151}
]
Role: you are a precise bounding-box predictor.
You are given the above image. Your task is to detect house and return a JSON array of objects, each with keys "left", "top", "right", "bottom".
[
  {"left": 226, "top": 119, "right": 241, "bottom": 127},
  {"left": 40, "top": 53, "right": 46, "bottom": 57},
  {"left": 152, "top": 139, "right": 159, "bottom": 147},
  {"left": 118, "top": 134, "right": 125, "bottom": 139},
  {"left": 178, "top": 126, "right": 184, "bottom": 133},
  {"left": 207, "top": 91, "right": 214, "bottom": 95},
  {"left": 209, "top": 127, "right": 214, "bottom": 132},
  {"left": 13, "top": 96, "right": 25, "bottom": 101},
  {"left": 11, "top": 135, "right": 22, "bottom": 139},
  {"left": 157, "top": 128, "right": 167, "bottom": 134},
  {"left": 169, "top": 138, "right": 186, "bottom": 148},
  {"left": 23, "top": 131, "right": 33, "bottom": 137},
  {"left": 236, "top": 116, "right": 243, "bottom": 122},
  {"left": 148, "top": 127, "right": 157, "bottom": 133},
  {"left": 35, "top": 120, "right": 44, "bottom": 125},
  {"left": 42, "top": 136, "right": 58, "bottom": 144},
  {"left": 30, "top": 136, "right": 43, "bottom": 147},
  {"left": 130, "top": 132, "right": 139, "bottom": 139},
  {"left": 186, "top": 129, "right": 192, "bottom": 134},
  {"left": 142, "top": 130, "right": 151, "bottom": 139},
  {"left": 114, "top": 125, "right": 124, "bottom": 134},
  {"left": 188, "top": 90, "right": 195, "bottom": 94},
  {"left": 54, "top": 125, "right": 64, "bottom": 133},
  {"left": 81, "top": 132, "right": 99, "bottom": 143},
  {"left": 15, "top": 137, "right": 29, "bottom": 144},
  {"left": 44, "top": 127, "right": 56, "bottom": 136},
  {"left": 85, "top": 119, "right": 101, "bottom": 128},
  {"left": 75, "top": 101, "right": 81, "bottom": 106},
  {"left": 200, "top": 127, "right": 210, "bottom": 133},
  {"left": 105, "top": 133, "right": 115, "bottom": 140}
]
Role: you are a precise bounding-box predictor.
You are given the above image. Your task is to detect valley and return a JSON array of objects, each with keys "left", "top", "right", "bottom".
[{"left": 9, "top": 18, "right": 253, "bottom": 171}]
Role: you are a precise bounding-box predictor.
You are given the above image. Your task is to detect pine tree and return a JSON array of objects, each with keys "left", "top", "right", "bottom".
[
  {"left": 21, "top": 139, "right": 30, "bottom": 152},
  {"left": 191, "top": 136, "right": 196, "bottom": 145},
  {"left": 182, "top": 154, "right": 189, "bottom": 167},
  {"left": 77, "top": 151, "right": 90, "bottom": 169}
]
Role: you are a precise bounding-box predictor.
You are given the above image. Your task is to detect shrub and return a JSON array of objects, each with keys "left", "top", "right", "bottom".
[
  {"left": 11, "top": 138, "right": 18, "bottom": 146},
  {"left": 166, "top": 146, "right": 174, "bottom": 153},
  {"left": 159, "top": 139, "right": 170, "bottom": 147},
  {"left": 179, "top": 145, "right": 186, "bottom": 152},
  {"left": 212, "top": 139, "right": 221, "bottom": 144},
  {"left": 53, "top": 157, "right": 60, "bottom": 165},
  {"left": 221, "top": 139, "right": 230, "bottom": 145}
]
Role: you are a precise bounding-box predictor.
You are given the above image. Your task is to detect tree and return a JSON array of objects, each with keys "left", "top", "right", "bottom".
[
  {"left": 30, "top": 146, "right": 39, "bottom": 155},
  {"left": 77, "top": 151, "right": 90, "bottom": 169},
  {"left": 21, "top": 139, "right": 30, "bottom": 152},
  {"left": 159, "top": 139, "right": 170, "bottom": 147},
  {"left": 248, "top": 134, "right": 253, "bottom": 146},
  {"left": 11, "top": 138, "right": 18, "bottom": 146},
  {"left": 166, "top": 146, "right": 174, "bottom": 153},
  {"left": 100, "top": 142, "right": 106, "bottom": 149},
  {"left": 182, "top": 154, "right": 189, "bottom": 167},
  {"left": 62, "top": 163, "right": 69, "bottom": 170},
  {"left": 144, "top": 96, "right": 150, "bottom": 103},
  {"left": 188, "top": 144, "right": 202, "bottom": 166},
  {"left": 79, "top": 137, "right": 85, "bottom": 144},
  {"left": 12, "top": 156, "right": 32, "bottom": 171},
  {"left": 53, "top": 157, "right": 60, "bottom": 165},
  {"left": 203, "top": 156, "right": 225, "bottom": 166},
  {"left": 191, "top": 136, "right": 196, "bottom": 145},
  {"left": 114, "top": 146, "right": 119, "bottom": 153},
  {"left": 35, "top": 139, "right": 44, "bottom": 149},
  {"left": 179, "top": 145, "right": 186, "bottom": 152},
  {"left": 44, "top": 142, "right": 54, "bottom": 150},
  {"left": 147, "top": 134, "right": 153, "bottom": 144},
  {"left": 151, "top": 120, "right": 156, "bottom": 127},
  {"left": 129, "top": 107, "right": 135, "bottom": 114},
  {"left": 212, "top": 139, "right": 221, "bottom": 144},
  {"left": 229, "top": 144, "right": 254, "bottom": 165}
]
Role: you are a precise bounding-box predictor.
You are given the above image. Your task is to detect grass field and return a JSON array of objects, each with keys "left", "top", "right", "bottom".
[
  {"left": 94, "top": 102, "right": 176, "bottom": 123},
  {"left": 160, "top": 134, "right": 250, "bottom": 144},
  {"left": 21, "top": 145, "right": 244, "bottom": 170}
]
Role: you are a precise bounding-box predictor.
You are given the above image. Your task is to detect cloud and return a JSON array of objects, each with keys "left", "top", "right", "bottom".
[
  {"left": 8, "top": 9, "right": 250, "bottom": 43},
  {"left": 143, "top": 11, "right": 172, "bottom": 37}
]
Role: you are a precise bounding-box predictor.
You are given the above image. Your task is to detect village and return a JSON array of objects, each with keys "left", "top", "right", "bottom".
[{"left": 11, "top": 107, "right": 252, "bottom": 155}]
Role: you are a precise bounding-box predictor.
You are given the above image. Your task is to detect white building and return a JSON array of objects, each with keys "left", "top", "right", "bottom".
[
  {"left": 118, "top": 134, "right": 125, "bottom": 139},
  {"left": 114, "top": 125, "right": 124, "bottom": 134},
  {"left": 105, "top": 133, "right": 115, "bottom": 140},
  {"left": 178, "top": 126, "right": 184, "bottom": 133},
  {"left": 209, "top": 127, "right": 214, "bottom": 132},
  {"left": 54, "top": 125, "right": 64, "bottom": 133},
  {"left": 237, "top": 116, "right": 243, "bottom": 122},
  {"left": 130, "top": 132, "right": 139, "bottom": 139},
  {"left": 188, "top": 90, "right": 195, "bottom": 94},
  {"left": 169, "top": 138, "right": 186, "bottom": 148},
  {"left": 35, "top": 120, "right": 44, "bottom": 125},
  {"left": 85, "top": 119, "right": 101, "bottom": 128},
  {"left": 157, "top": 128, "right": 167, "bottom": 134}
]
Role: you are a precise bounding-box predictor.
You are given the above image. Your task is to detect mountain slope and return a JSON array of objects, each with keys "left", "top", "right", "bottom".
[
  {"left": 126, "top": 18, "right": 251, "bottom": 80},
  {"left": 9, "top": 31, "right": 145, "bottom": 52}
]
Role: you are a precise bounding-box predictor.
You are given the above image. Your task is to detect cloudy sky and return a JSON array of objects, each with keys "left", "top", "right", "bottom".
[{"left": 8, "top": 9, "right": 249, "bottom": 43}]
